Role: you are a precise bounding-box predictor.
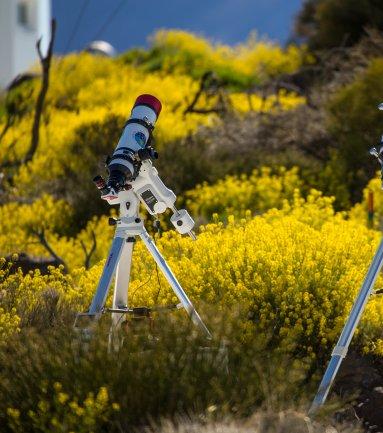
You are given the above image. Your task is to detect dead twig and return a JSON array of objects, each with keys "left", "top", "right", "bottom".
[
  {"left": 0, "top": 19, "right": 56, "bottom": 177},
  {"left": 183, "top": 71, "right": 230, "bottom": 116},
  {"left": 30, "top": 226, "right": 68, "bottom": 272},
  {"left": 24, "top": 19, "right": 56, "bottom": 164},
  {"left": 80, "top": 230, "right": 97, "bottom": 270}
]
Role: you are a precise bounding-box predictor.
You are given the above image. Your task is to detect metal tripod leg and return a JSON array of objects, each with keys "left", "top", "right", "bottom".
[
  {"left": 140, "top": 229, "right": 211, "bottom": 338},
  {"left": 111, "top": 238, "right": 134, "bottom": 328},
  {"left": 309, "top": 238, "right": 383, "bottom": 416},
  {"left": 88, "top": 235, "right": 126, "bottom": 315}
]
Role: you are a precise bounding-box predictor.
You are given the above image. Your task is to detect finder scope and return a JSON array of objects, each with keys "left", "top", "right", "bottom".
[{"left": 104, "top": 94, "right": 162, "bottom": 195}]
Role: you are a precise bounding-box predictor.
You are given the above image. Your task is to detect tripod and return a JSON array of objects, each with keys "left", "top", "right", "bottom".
[
  {"left": 75, "top": 164, "right": 211, "bottom": 339},
  {"left": 309, "top": 238, "right": 383, "bottom": 415},
  {"left": 309, "top": 118, "right": 383, "bottom": 415},
  {"left": 74, "top": 94, "right": 210, "bottom": 338}
]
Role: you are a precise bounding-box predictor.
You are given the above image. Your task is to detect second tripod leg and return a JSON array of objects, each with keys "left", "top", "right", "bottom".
[
  {"left": 140, "top": 230, "right": 211, "bottom": 338},
  {"left": 88, "top": 236, "right": 126, "bottom": 315},
  {"left": 309, "top": 237, "right": 383, "bottom": 415},
  {"left": 112, "top": 238, "right": 134, "bottom": 328}
]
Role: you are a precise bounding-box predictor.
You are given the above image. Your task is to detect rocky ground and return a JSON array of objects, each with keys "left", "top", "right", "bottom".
[{"left": 333, "top": 352, "right": 383, "bottom": 432}]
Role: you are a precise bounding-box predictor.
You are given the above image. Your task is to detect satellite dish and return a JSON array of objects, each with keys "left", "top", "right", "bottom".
[{"left": 85, "top": 40, "right": 116, "bottom": 57}]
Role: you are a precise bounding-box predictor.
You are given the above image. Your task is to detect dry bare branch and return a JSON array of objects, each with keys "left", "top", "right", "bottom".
[
  {"left": 80, "top": 230, "right": 97, "bottom": 270},
  {"left": 30, "top": 227, "right": 68, "bottom": 272},
  {"left": 24, "top": 19, "right": 56, "bottom": 164}
]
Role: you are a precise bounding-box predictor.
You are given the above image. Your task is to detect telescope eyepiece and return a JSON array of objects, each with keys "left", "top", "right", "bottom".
[{"left": 93, "top": 175, "right": 109, "bottom": 195}]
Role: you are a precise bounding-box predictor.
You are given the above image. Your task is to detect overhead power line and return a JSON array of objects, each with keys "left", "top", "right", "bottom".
[
  {"left": 64, "top": 0, "right": 91, "bottom": 52},
  {"left": 91, "top": 0, "right": 127, "bottom": 42}
]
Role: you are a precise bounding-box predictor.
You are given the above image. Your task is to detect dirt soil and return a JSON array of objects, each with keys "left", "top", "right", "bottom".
[{"left": 332, "top": 352, "right": 383, "bottom": 432}]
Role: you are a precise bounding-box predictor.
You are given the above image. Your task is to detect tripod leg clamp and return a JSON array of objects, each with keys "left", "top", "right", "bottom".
[{"left": 331, "top": 345, "right": 348, "bottom": 358}]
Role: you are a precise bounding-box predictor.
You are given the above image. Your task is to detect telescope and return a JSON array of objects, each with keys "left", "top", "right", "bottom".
[
  {"left": 95, "top": 94, "right": 161, "bottom": 195},
  {"left": 93, "top": 94, "right": 194, "bottom": 235},
  {"left": 75, "top": 95, "right": 211, "bottom": 338}
]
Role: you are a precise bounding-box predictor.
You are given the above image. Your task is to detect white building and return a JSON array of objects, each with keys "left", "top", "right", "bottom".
[{"left": 0, "top": 0, "right": 51, "bottom": 88}]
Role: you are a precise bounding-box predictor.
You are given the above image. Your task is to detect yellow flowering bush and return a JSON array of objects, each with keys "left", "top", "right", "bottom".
[
  {"left": 235, "top": 35, "right": 306, "bottom": 79},
  {"left": 349, "top": 172, "right": 383, "bottom": 228},
  {"left": 0, "top": 167, "right": 306, "bottom": 270},
  {"left": 0, "top": 30, "right": 305, "bottom": 254},
  {"left": 1, "top": 26, "right": 382, "bottom": 430},
  {"left": 43, "top": 214, "right": 116, "bottom": 271},
  {"left": 0, "top": 194, "right": 115, "bottom": 270},
  {"left": 0, "top": 265, "right": 80, "bottom": 327},
  {"left": 230, "top": 90, "right": 305, "bottom": 113},
  {"left": 6, "top": 382, "right": 119, "bottom": 433},
  {"left": 2, "top": 191, "right": 383, "bottom": 359},
  {"left": 142, "top": 30, "right": 308, "bottom": 87},
  {"left": 5, "top": 62, "right": 211, "bottom": 193},
  {"left": 127, "top": 193, "right": 383, "bottom": 359},
  {"left": 0, "top": 307, "right": 20, "bottom": 344},
  {"left": 186, "top": 167, "right": 302, "bottom": 220},
  {"left": 0, "top": 51, "right": 303, "bottom": 204},
  {"left": 0, "top": 258, "right": 21, "bottom": 341},
  {"left": 266, "top": 189, "right": 344, "bottom": 229},
  {"left": 0, "top": 194, "right": 72, "bottom": 257}
]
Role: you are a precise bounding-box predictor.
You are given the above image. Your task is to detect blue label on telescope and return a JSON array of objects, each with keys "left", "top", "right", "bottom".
[{"left": 134, "top": 131, "right": 146, "bottom": 147}]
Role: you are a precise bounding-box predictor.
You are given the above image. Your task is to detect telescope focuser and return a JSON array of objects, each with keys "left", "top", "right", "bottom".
[
  {"left": 137, "top": 146, "right": 158, "bottom": 161},
  {"left": 93, "top": 144, "right": 159, "bottom": 198}
]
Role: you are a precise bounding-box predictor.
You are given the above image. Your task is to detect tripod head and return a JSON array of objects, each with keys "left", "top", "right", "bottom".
[
  {"left": 93, "top": 95, "right": 196, "bottom": 238},
  {"left": 370, "top": 103, "right": 383, "bottom": 189}
]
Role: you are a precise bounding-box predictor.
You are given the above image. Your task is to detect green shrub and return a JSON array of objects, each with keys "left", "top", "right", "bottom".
[
  {"left": 121, "top": 30, "right": 305, "bottom": 90},
  {"left": 327, "top": 58, "right": 383, "bottom": 202},
  {"left": 295, "top": 0, "right": 383, "bottom": 49},
  {"left": 0, "top": 313, "right": 310, "bottom": 433}
]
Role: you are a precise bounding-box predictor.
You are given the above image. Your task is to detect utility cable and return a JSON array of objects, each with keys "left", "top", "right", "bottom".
[
  {"left": 153, "top": 218, "right": 163, "bottom": 303},
  {"left": 64, "top": 0, "right": 90, "bottom": 52},
  {"left": 128, "top": 271, "right": 153, "bottom": 305},
  {"left": 91, "top": 0, "right": 127, "bottom": 42}
]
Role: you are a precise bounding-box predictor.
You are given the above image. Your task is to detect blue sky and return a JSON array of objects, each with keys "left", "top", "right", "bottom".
[{"left": 52, "top": 0, "right": 304, "bottom": 54}]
